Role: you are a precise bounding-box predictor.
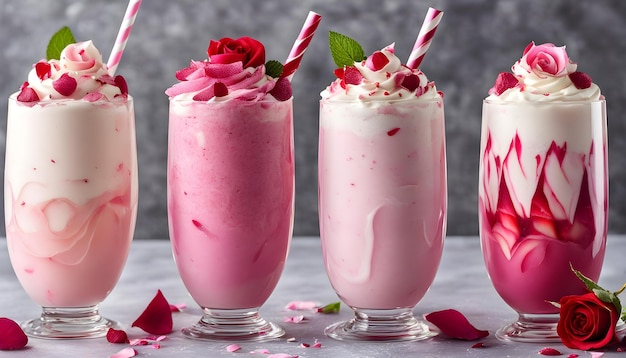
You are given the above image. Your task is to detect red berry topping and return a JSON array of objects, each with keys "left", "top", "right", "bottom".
[
  {"left": 35, "top": 62, "right": 51, "bottom": 80},
  {"left": 492, "top": 72, "right": 519, "bottom": 96},
  {"left": 214, "top": 82, "right": 228, "bottom": 97},
  {"left": 343, "top": 66, "right": 363, "bottom": 85},
  {"left": 333, "top": 68, "right": 344, "bottom": 80},
  {"left": 365, "top": 51, "right": 389, "bottom": 71},
  {"left": 269, "top": 77, "right": 293, "bottom": 101},
  {"left": 568, "top": 71, "right": 592, "bottom": 89},
  {"left": 114, "top": 75, "right": 129, "bottom": 95},
  {"left": 16, "top": 83, "right": 39, "bottom": 103},
  {"left": 53, "top": 73, "right": 77, "bottom": 97},
  {"left": 401, "top": 74, "right": 421, "bottom": 92}
]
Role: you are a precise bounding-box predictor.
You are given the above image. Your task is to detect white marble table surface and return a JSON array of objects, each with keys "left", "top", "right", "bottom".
[{"left": 1, "top": 236, "right": 625, "bottom": 358}]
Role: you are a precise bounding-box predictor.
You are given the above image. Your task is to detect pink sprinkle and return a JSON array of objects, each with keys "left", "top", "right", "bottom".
[
  {"left": 250, "top": 349, "right": 271, "bottom": 354},
  {"left": 129, "top": 338, "right": 149, "bottom": 346},
  {"left": 285, "top": 301, "right": 317, "bottom": 310},
  {"left": 284, "top": 315, "right": 305, "bottom": 323},
  {"left": 312, "top": 339, "right": 322, "bottom": 348},
  {"left": 538, "top": 347, "right": 562, "bottom": 356},
  {"left": 109, "top": 347, "right": 137, "bottom": 358},
  {"left": 567, "top": 354, "right": 579, "bottom": 358},
  {"left": 226, "top": 344, "right": 241, "bottom": 352}
]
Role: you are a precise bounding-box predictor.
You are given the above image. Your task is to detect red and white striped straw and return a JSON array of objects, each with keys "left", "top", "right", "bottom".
[
  {"left": 406, "top": 7, "right": 444, "bottom": 70},
  {"left": 107, "top": 0, "right": 143, "bottom": 76},
  {"left": 281, "top": 11, "right": 322, "bottom": 81}
]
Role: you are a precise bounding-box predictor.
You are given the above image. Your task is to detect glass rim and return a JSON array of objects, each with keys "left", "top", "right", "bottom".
[
  {"left": 483, "top": 98, "right": 605, "bottom": 105},
  {"left": 320, "top": 96, "right": 443, "bottom": 105},
  {"left": 169, "top": 96, "right": 293, "bottom": 104},
  {"left": 8, "top": 92, "right": 133, "bottom": 104}
]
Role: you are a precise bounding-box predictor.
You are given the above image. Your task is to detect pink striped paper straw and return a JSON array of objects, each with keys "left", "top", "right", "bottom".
[
  {"left": 281, "top": 11, "right": 322, "bottom": 81},
  {"left": 107, "top": 0, "right": 143, "bottom": 75},
  {"left": 406, "top": 7, "right": 444, "bottom": 70}
]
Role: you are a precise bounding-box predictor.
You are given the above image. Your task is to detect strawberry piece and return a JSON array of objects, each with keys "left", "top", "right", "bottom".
[
  {"left": 365, "top": 51, "right": 389, "bottom": 71},
  {"left": 401, "top": 74, "right": 421, "bottom": 92},
  {"left": 114, "top": 75, "right": 129, "bottom": 95},
  {"left": 131, "top": 290, "right": 173, "bottom": 335},
  {"left": 491, "top": 72, "right": 519, "bottom": 96},
  {"left": 269, "top": 77, "right": 292, "bottom": 101},
  {"left": 52, "top": 73, "right": 77, "bottom": 97},
  {"left": 0, "top": 317, "right": 28, "bottom": 350},
  {"left": 333, "top": 68, "right": 344, "bottom": 80},
  {"left": 16, "top": 84, "right": 39, "bottom": 103},
  {"left": 106, "top": 328, "right": 129, "bottom": 344},
  {"left": 568, "top": 71, "right": 592, "bottom": 89},
  {"left": 35, "top": 62, "right": 51, "bottom": 80},
  {"left": 343, "top": 66, "right": 363, "bottom": 85}
]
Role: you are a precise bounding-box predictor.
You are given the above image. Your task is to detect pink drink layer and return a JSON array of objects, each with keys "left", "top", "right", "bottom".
[
  {"left": 479, "top": 100, "right": 607, "bottom": 314},
  {"left": 319, "top": 99, "right": 446, "bottom": 309},
  {"left": 168, "top": 99, "right": 294, "bottom": 309},
  {"left": 5, "top": 95, "right": 138, "bottom": 308}
]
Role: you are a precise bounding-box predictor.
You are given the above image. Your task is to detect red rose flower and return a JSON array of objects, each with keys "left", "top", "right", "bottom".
[
  {"left": 556, "top": 292, "right": 619, "bottom": 350},
  {"left": 207, "top": 37, "right": 265, "bottom": 69}
]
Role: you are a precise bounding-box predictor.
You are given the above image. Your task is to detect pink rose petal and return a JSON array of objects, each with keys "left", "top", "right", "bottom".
[
  {"left": 344, "top": 66, "right": 363, "bottom": 85},
  {"left": 132, "top": 289, "right": 173, "bottom": 335},
  {"left": 214, "top": 82, "right": 228, "bottom": 97},
  {"left": 0, "top": 317, "right": 28, "bottom": 350},
  {"left": 106, "top": 328, "right": 129, "bottom": 344},
  {"left": 16, "top": 84, "right": 40, "bottom": 103},
  {"left": 538, "top": 347, "right": 562, "bottom": 356},
  {"left": 53, "top": 73, "right": 78, "bottom": 97},
  {"left": 268, "top": 355, "right": 298, "bottom": 358},
  {"left": 313, "top": 339, "right": 322, "bottom": 348},
  {"left": 226, "top": 344, "right": 241, "bottom": 352},
  {"left": 84, "top": 92, "right": 104, "bottom": 102},
  {"left": 285, "top": 301, "right": 318, "bottom": 311},
  {"left": 110, "top": 347, "right": 137, "bottom": 358},
  {"left": 567, "top": 354, "right": 580, "bottom": 358},
  {"left": 424, "top": 309, "right": 489, "bottom": 340},
  {"left": 470, "top": 342, "right": 485, "bottom": 348},
  {"left": 284, "top": 315, "right": 305, "bottom": 323},
  {"left": 250, "top": 348, "right": 271, "bottom": 354},
  {"left": 169, "top": 303, "right": 187, "bottom": 312},
  {"left": 299, "top": 343, "right": 310, "bottom": 348},
  {"left": 129, "top": 339, "right": 150, "bottom": 346},
  {"left": 365, "top": 51, "right": 389, "bottom": 71},
  {"left": 590, "top": 353, "right": 604, "bottom": 358}
]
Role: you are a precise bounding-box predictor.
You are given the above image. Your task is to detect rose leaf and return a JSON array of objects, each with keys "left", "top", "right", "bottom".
[{"left": 265, "top": 60, "right": 283, "bottom": 78}]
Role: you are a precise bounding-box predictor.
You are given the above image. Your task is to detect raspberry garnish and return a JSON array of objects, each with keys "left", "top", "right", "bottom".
[
  {"left": 343, "top": 66, "right": 363, "bottom": 85},
  {"left": 491, "top": 72, "right": 519, "bottom": 96},
  {"left": 568, "top": 71, "right": 592, "bottom": 89},
  {"left": 269, "top": 77, "right": 293, "bottom": 101}
]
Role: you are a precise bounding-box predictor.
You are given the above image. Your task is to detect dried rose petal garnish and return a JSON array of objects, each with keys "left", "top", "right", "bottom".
[
  {"left": 0, "top": 317, "right": 28, "bottom": 350},
  {"left": 285, "top": 301, "right": 318, "bottom": 310},
  {"left": 567, "top": 354, "right": 580, "bottom": 358},
  {"left": 424, "top": 309, "right": 489, "bottom": 340},
  {"left": 110, "top": 347, "right": 137, "bottom": 358},
  {"left": 169, "top": 303, "right": 187, "bottom": 312},
  {"left": 52, "top": 73, "right": 77, "bottom": 97},
  {"left": 226, "top": 344, "right": 241, "bottom": 352},
  {"left": 17, "top": 84, "right": 40, "bottom": 103},
  {"left": 284, "top": 315, "right": 305, "bottom": 323},
  {"left": 470, "top": 342, "right": 485, "bottom": 348},
  {"left": 491, "top": 72, "right": 519, "bottom": 96},
  {"left": 538, "top": 347, "right": 562, "bottom": 356},
  {"left": 312, "top": 339, "right": 322, "bottom": 348},
  {"left": 131, "top": 289, "right": 173, "bottom": 335},
  {"left": 106, "top": 328, "right": 129, "bottom": 344}
]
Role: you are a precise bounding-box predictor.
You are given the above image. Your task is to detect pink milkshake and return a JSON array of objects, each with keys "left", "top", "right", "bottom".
[
  {"left": 479, "top": 42, "right": 607, "bottom": 342},
  {"left": 319, "top": 42, "right": 446, "bottom": 341},
  {"left": 5, "top": 41, "right": 137, "bottom": 338},
  {"left": 166, "top": 36, "right": 294, "bottom": 341}
]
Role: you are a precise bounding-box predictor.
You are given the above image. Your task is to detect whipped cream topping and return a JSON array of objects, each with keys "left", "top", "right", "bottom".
[
  {"left": 321, "top": 44, "right": 441, "bottom": 103},
  {"left": 21, "top": 41, "right": 126, "bottom": 102},
  {"left": 165, "top": 60, "right": 284, "bottom": 102},
  {"left": 488, "top": 42, "right": 602, "bottom": 102}
]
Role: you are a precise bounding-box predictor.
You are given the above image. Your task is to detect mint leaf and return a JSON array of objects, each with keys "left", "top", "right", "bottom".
[
  {"left": 317, "top": 301, "right": 341, "bottom": 314},
  {"left": 329, "top": 31, "right": 365, "bottom": 68},
  {"left": 265, "top": 60, "right": 283, "bottom": 78},
  {"left": 46, "top": 26, "right": 76, "bottom": 61}
]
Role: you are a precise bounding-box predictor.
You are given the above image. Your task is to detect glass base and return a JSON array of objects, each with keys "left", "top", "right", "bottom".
[
  {"left": 496, "top": 313, "right": 560, "bottom": 343},
  {"left": 325, "top": 307, "right": 436, "bottom": 342},
  {"left": 22, "top": 306, "right": 119, "bottom": 339},
  {"left": 182, "top": 308, "right": 284, "bottom": 342}
]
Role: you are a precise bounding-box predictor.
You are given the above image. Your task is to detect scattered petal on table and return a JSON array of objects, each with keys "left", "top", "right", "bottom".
[
  {"left": 424, "top": 309, "right": 489, "bottom": 340},
  {"left": 132, "top": 289, "right": 173, "bottom": 335},
  {"left": 226, "top": 344, "right": 241, "bottom": 352},
  {"left": 284, "top": 315, "right": 305, "bottom": 323},
  {"left": 0, "top": 317, "right": 28, "bottom": 350},
  {"left": 285, "top": 301, "right": 317, "bottom": 310},
  {"left": 110, "top": 347, "right": 137, "bottom": 358},
  {"left": 538, "top": 347, "right": 562, "bottom": 356}
]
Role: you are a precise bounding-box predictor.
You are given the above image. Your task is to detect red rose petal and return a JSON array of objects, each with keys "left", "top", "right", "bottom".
[
  {"left": 84, "top": 92, "right": 104, "bottom": 102},
  {"left": 53, "top": 73, "right": 78, "bottom": 97},
  {"left": 365, "top": 51, "right": 390, "bottom": 71},
  {"left": 285, "top": 301, "right": 318, "bottom": 310},
  {"left": 0, "top": 317, "right": 28, "bottom": 350},
  {"left": 344, "top": 66, "right": 363, "bottom": 85},
  {"left": 214, "top": 82, "right": 229, "bottom": 97},
  {"left": 192, "top": 87, "right": 216, "bottom": 101},
  {"left": 269, "top": 77, "right": 293, "bottom": 101},
  {"left": 387, "top": 128, "right": 400, "bottom": 136},
  {"left": 538, "top": 347, "right": 562, "bottom": 356},
  {"left": 567, "top": 354, "right": 580, "bottom": 358},
  {"left": 114, "top": 75, "right": 129, "bottom": 95},
  {"left": 491, "top": 72, "right": 519, "bottom": 96},
  {"left": 17, "top": 85, "right": 40, "bottom": 103},
  {"left": 35, "top": 62, "right": 51, "bottom": 80},
  {"left": 470, "top": 342, "right": 486, "bottom": 348},
  {"left": 106, "top": 328, "right": 129, "bottom": 344},
  {"left": 401, "top": 74, "right": 421, "bottom": 92},
  {"left": 333, "top": 68, "right": 344, "bottom": 80},
  {"left": 169, "top": 303, "right": 187, "bottom": 312},
  {"left": 424, "top": 309, "right": 489, "bottom": 340},
  {"left": 131, "top": 289, "right": 173, "bottom": 335},
  {"left": 568, "top": 71, "right": 592, "bottom": 89}
]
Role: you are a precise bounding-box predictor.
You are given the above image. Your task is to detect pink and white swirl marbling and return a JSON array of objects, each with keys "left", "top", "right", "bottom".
[{"left": 479, "top": 100, "right": 607, "bottom": 314}]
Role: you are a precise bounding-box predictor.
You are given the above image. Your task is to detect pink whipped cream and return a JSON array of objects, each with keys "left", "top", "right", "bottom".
[
  {"left": 320, "top": 44, "right": 441, "bottom": 103},
  {"left": 17, "top": 41, "right": 127, "bottom": 103},
  {"left": 487, "top": 42, "right": 601, "bottom": 102}
]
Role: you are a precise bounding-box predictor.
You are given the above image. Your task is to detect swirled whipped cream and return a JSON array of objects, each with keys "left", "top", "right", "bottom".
[
  {"left": 165, "top": 60, "right": 291, "bottom": 102},
  {"left": 16, "top": 41, "right": 127, "bottom": 103},
  {"left": 321, "top": 44, "right": 441, "bottom": 103},
  {"left": 487, "top": 42, "right": 602, "bottom": 102}
]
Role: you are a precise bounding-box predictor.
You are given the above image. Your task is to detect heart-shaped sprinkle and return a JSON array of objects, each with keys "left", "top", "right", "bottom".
[
  {"left": 401, "top": 74, "right": 421, "bottom": 92},
  {"left": 114, "top": 75, "right": 129, "bottom": 95}
]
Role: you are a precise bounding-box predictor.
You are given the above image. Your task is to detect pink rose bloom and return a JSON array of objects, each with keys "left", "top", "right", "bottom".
[
  {"left": 517, "top": 42, "right": 577, "bottom": 78},
  {"left": 59, "top": 41, "right": 107, "bottom": 76}
]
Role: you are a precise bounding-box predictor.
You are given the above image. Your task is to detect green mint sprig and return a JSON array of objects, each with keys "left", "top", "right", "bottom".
[
  {"left": 329, "top": 31, "right": 365, "bottom": 68},
  {"left": 265, "top": 60, "right": 284, "bottom": 78},
  {"left": 46, "top": 26, "right": 76, "bottom": 61}
]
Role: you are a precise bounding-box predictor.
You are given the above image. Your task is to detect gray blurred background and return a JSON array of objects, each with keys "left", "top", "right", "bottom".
[{"left": 1, "top": 0, "right": 625, "bottom": 240}]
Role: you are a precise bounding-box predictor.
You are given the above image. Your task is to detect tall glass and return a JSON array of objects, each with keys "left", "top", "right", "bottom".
[
  {"left": 318, "top": 98, "right": 447, "bottom": 341},
  {"left": 5, "top": 95, "right": 138, "bottom": 338},
  {"left": 167, "top": 98, "right": 294, "bottom": 341},
  {"left": 479, "top": 100, "right": 607, "bottom": 342}
]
